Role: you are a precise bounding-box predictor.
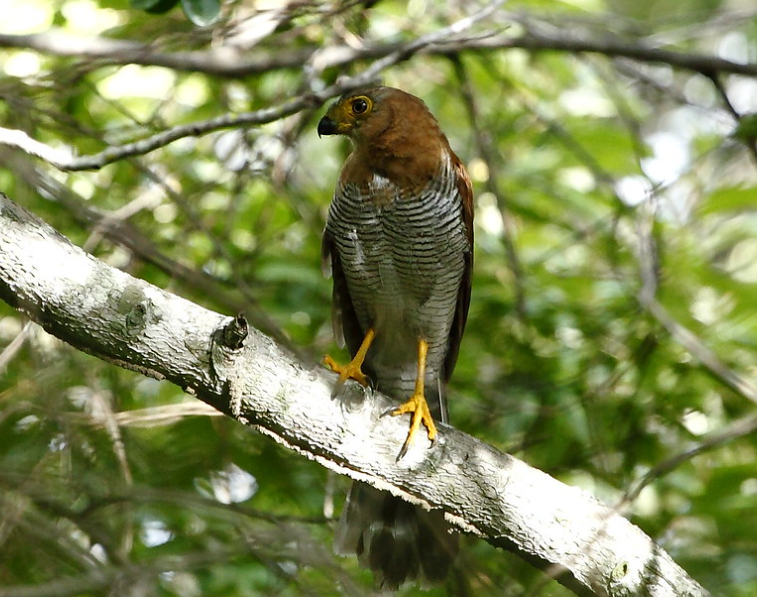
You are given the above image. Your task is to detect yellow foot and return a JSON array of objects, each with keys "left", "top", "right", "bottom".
[
  {"left": 391, "top": 391, "right": 437, "bottom": 459},
  {"left": 323, "top": 353, "right": 369, "bottom": 391},
  {"left": 323, "top": 328, "right": 375, "bottom": 396}
]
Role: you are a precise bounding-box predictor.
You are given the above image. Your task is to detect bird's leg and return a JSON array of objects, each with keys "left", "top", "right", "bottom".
[
  {"left": 323, "top": 327, "right": 375, "bottom": 395},
  {"left": 391, "top": 338, "right": 437, "bottom": 459}
]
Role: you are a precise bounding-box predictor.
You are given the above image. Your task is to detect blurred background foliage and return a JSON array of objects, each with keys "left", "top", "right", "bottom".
[{"left": 1, "top": 0, "right": 757, "bottom": 595}]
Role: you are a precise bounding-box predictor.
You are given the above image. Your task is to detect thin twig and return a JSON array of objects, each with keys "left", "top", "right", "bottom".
[
  {"left": 643, "top": 297, "right": 757, "bottom": 405},
  {"left": 635, "top": 197, "right": 757, "bottom": 405},
  {"left": 0, "top": 0, "right": 506, "bottom": 172},
  {"left": 707, "top": 72, "right": 757, "bottom": 164},
  {"left": 619, "top": 411, "right": 757, "bottom": 507},
  {"left": 1, "top": 149, "right": 296, "bottom": 351},
  {"left": 451, "top": 56, "right": 528, "bottom": 321},
  {"left": 0, "top": 320, "right": 34, "bottom": 373},
  {"left": 1, "top": 17, "right": 756, "bottom": 77}
]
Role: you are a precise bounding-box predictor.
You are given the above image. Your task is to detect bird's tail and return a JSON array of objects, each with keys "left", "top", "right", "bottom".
[
  {"left": 334, "top": 378, "right": 458, "bottom": 589},
  {"left": 334, "top": 482, "right": 458, "bottom": 590}
]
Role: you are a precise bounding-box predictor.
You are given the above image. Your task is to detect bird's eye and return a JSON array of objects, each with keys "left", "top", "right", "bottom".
[{"left": 351, "top": 97, "right": 370, "bottom": 115}]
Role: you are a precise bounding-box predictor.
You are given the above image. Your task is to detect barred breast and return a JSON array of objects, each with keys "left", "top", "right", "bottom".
[{"left": 324, "top": 152, "right": 469, "bottom": 412}]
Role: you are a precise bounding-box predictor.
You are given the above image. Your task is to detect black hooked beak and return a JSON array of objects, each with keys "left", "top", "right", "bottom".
[{"left": 317, "top": 116, "right": 339, "bottom": 137}]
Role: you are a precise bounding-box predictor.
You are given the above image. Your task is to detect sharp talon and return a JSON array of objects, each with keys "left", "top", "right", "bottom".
[
  {"left": 391, "top": 389, "right": 437, "bottom": 459},
  {"left": 397, "top": 439, "right": 411, "bottom": 462}
]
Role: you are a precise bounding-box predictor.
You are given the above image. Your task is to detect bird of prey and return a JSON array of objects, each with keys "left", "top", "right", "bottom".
[{"left": 319, "top": 86, "right": 473, "bottom": 589}]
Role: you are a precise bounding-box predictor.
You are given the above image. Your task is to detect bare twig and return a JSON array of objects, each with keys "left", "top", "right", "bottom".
[
  {"left": 619, "top": 411, "right": 757, "bottom": 507},
  {"left": 451, "top": 57, "right": 528, "bottom": 321},
  {"left": 0, "top": 0, "right": 506, "bottom": 172},
  {"left": 0, "top": 98, "right": 315, "bottom": 171},
  {"left": 635, "top": 200, "right": 757, "bottom": 407},
  {"left": 0, "top": 320, "right": 33, "bottom": 373},
  {"left": 1, "top": 150, "right": 295, "bottom": 351},
  {"left": 706, "top": 72, "right": 757, "bottom": 163},
  {"left": 1, "top": 16, "right": 756, "bottom": 78},
  {"left": 643, "top": 297, "right": 757, "bottom": 405}
]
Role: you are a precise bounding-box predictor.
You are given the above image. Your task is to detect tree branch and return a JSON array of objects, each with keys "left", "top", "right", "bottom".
[
  {"left": 1, "top": 17, "right": 755, "bottom": 78},
  {"left": 0, "top": 98, "right": 316, "bottom": 172},
  {"left": 2, "top": 3, "right": 755, "bottom": 175},
  {"left": 0, "top": 0, "right": 504, "bottom": 172},
  {"left": 0, "top": 191, "right": 712, "bottom": 597},
  {"left": 0, "top": 149, "right": 294, "bottom": 351},
  {"left": 634, "top": 199, "right": 757, "bottom": 407}
]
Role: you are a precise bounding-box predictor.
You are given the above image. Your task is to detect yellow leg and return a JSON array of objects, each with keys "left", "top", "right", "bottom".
[
  {"left": 323, "top": 327, "right": 375, "bottom": 394},
  {"left": 391, "top": 339, "right": 437, "bottom": 458}
]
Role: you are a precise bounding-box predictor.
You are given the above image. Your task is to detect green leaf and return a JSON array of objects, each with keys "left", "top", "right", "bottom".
[
  {"left": 180, "top": 0, "right": 221, "bottom": 25},
  {"left": 130, "top": 0, "right": 179, "bottom": 14},
  {"left": 733, "top": 113, "right": 757, "bottom": 141},
  {"left": 698, "top": 185, "right": 757, "bottom": 215}
]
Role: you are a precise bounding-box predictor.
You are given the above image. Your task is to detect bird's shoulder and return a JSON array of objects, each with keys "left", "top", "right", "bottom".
[{"left": 338, "top": 144, "right": 462, "bottom": 201}]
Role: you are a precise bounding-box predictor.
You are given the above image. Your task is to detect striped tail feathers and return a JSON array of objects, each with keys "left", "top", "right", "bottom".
[
  {"left": 334, "top": 374, "right": 457, "bottom": 589},
  {"left": 334, "top": 482, "right": 458, "bottom": 590}
]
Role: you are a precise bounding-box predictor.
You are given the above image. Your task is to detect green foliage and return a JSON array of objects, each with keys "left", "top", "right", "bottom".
[
  {"left": 130, "top": 0, "right": 179, "bottom": 15},
  {"left": 128, "top": 0, "right": 220, "bottom": 25},
  {"left": 2, "top": 0, "right": 757, "bottom": 595},
  {"left": 179, "top": 0, "right": 221, "bottom": 26}
]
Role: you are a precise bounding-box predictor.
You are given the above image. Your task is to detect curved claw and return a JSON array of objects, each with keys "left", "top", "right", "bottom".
[{"left": 391, "top": 391, "right": 437, "bottom": 460}]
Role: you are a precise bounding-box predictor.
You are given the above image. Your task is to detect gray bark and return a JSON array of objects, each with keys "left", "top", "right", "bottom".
[{"left": 0, "top": 192, "right": 711, "bottom": 597}]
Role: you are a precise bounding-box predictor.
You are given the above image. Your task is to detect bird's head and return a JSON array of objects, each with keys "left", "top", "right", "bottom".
[
  {"left": 318, "top": 86, "right": 456, "bottom": 191},
  {"left": 317, "top": 86, "right": 442, "bottom": 150},
  {"left": 317, "top": 87, "right": 387, "bottom": 141},
  {"left": 318, "top": 89, "right": 374, "bottom": 138}
]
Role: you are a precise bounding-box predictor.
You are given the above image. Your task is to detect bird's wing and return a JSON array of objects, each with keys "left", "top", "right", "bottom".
[
  {"left": 322, "top": 212, "right": 364, "bottom": 358},
  {"left": 443, "top": 153, "right": 474, "bottom": 383}
]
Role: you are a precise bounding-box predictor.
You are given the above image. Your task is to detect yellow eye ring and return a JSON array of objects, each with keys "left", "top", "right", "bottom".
[{"left": 350, "top": 96, "right": 371, "bottom": 115}]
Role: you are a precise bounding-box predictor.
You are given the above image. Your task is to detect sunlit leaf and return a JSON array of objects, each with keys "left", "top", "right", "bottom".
[{"left": 180, "top": 0, "right": 221, "bottom": 26}]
